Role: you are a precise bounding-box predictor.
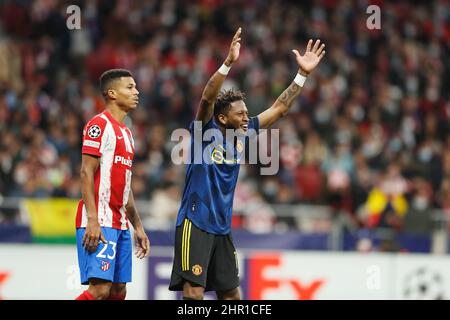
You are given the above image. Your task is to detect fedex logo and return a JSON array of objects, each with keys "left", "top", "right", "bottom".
[
  {"left": 146, "top": 253, "right": 325, "bottom": 300},
  {"left": 114, "top": 155, "right": 132, "bottom": 167},
  {"left": 247, "top": 254, "right": 325, "bottom": 300}
]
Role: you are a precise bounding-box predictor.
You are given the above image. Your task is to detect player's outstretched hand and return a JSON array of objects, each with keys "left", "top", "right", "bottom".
[
  {"left": 226, "top": 27, "right": 242, "bottom": 64},
  {"left": 134, "top": 228, "right": 150, "bottom": 259},
  {"left": 292, "top": 39, "right": 325, "bottom": 75},
  {"left": 82, "top": 221, "right": 107, "bottom": 253}
]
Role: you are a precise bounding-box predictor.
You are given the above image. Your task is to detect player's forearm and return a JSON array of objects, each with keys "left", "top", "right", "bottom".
[
  {"left": 127, "top": 206, "right": 144, "bottom": 230},
  {"left": 258, "top": 70, "right": 308, "bottom": 129},
  {"left": 274, "top": 70, "right": 305, "bottom": 116},
  {"left": 201, "top": 59, "right": 232, "bottom": 103},
  {"left": 80, "top": 170, "right": 98, "bottom": 222}
]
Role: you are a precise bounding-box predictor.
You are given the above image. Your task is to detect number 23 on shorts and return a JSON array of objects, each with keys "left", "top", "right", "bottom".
[{"left": 96, "top": 241, "right": 117, "bottom": 260}]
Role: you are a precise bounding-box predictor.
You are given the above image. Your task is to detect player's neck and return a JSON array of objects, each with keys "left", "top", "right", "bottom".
[{"left": 105, "top": 105, "right": 127, "bottom": 123}]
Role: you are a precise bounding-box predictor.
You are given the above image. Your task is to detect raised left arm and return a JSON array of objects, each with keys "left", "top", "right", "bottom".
[{"left": 258, "top": 39, "right": 325, "bottom": 129}]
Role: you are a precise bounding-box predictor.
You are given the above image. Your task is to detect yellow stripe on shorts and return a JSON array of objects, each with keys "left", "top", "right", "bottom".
[
  {"left": 182, "top": 219, "right": 193, "bottom": 271},
  {"left": 186, "top": 220, "right": 192, "bottom": 271},
  {"left": 182, "top": 219, "right": 187, "bottom": 271}
]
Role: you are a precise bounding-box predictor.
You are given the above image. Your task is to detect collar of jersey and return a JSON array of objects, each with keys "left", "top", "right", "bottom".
[{"left": 103, "top": 110, "right": 127, "bottom": 128}]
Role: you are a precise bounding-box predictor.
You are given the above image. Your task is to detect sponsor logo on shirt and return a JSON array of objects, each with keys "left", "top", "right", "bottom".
[
  {"left": 211, "top": 145, "right": 239, "bottom": 165},
  {"left": 114, "top": 155, "right": 132, "bottom": 167}
]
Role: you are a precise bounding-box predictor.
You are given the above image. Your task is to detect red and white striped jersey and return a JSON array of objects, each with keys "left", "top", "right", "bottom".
[{"left": 76, "top": 110, "right": 135, "bottom": 230}]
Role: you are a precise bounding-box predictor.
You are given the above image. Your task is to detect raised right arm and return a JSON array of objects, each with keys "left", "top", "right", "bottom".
[{"left": 195, "top": 27, "right": 242, "bottom": 124}]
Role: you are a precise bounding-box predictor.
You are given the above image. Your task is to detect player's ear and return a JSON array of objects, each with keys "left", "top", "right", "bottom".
[
  {"left": 106, "top": 89, "right": 116, "bottom": 100},
  {"left": 218, "top": 114, "right": 227, "bottom": 126}
]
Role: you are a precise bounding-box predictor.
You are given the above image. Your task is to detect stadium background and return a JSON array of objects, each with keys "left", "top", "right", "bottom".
[{"left": 1, "top": 0, "right": 450, "bottom": 299}]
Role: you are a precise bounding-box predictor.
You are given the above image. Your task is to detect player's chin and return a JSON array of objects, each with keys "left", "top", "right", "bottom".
[
  {"left": 128, "top": 101, "right": 139, "bottom": 109},
  {"left": 236, "top": 128, "right": 247, "bottom": 136}
]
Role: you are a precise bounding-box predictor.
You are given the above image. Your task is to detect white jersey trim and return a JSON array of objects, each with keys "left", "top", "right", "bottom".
[{"left": 98, "top": 114, "right": 115, "bottom": 228}]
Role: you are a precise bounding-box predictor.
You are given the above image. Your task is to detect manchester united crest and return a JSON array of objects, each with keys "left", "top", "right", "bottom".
[{"left": 192, "top": 264, "right": 203, "bottom": 276}]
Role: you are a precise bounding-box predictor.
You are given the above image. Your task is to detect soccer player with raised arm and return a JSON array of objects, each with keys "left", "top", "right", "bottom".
[
  {"left": 75, "top": 69, "right": 150, "bottom": 300},
  {"left": 169, "top": 28, "right": 325, "bottom": 300}
]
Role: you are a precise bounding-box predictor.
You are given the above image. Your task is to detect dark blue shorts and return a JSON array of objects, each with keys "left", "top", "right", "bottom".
[
  {"left": 76, "top": 227, "right": 132, "bottom": 285},
  {"left": 169, "top": 218, "right": 239, "bottom": 292}
]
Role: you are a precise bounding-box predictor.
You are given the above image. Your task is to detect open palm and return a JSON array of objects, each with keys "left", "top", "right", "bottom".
[
  {"left": 227, "top": 27, "right": 242, "bottom": 63},
  {"left": 292, "top": 39, "right": 325, "bottom": 74}
]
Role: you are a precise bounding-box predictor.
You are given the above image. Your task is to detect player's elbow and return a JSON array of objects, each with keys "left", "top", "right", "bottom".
[
  {"left": 201, "top": 95, "right": 215, "bottom": 104},
  {"left": 80, "top": 167, "right": 88, "bottom": 179},
  {"left": 125, "top": 204, "right": 135, "bottom": 216},
  {"left": 80, "top": 166, "right": 94, "bottom": 182}
]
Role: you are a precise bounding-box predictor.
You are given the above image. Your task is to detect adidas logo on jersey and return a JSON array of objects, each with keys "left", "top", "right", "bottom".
[{"left": 114, "top": 155, "right": 132, "bottom": 167}]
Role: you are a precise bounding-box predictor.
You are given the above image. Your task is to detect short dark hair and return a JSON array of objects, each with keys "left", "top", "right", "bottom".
[
  {"left": 99, "top": 69, "right": 133, "bottom": 97},
  {"left": 214, "top": 88, "right": 246, "bottom": 119}
]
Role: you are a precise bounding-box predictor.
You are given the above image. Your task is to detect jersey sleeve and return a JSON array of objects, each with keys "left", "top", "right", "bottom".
[{"left": 81, "top": 117, "right": 109, "bottom": 157}]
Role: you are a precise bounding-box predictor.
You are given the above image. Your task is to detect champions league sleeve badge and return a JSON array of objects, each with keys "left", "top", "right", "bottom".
[{"left": 87, "top": 125, "right": 102, "bottom": 139}]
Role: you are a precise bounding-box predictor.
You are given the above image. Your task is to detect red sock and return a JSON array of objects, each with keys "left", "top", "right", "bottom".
[
  {"left": 75, "top": 290, "right": 95, "bottom": 300},
  {"left": 108, "top": 293, "right": 126, "bottom": 300}
]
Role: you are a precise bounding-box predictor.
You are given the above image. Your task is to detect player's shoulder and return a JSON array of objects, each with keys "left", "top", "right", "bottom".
[
  {"left": 85, "top": 112, "right": 108, "bottom": 128},
  {"left": 82, "top": 113, "right": 110, "bottom": 139},
  {"left": 190, "top": 117, "right": 216, "bottom": 131}
]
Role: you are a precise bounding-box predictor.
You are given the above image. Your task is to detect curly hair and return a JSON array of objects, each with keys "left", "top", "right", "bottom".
[{"left": 213, "top": 88, "right": 246, "bottom": 120}]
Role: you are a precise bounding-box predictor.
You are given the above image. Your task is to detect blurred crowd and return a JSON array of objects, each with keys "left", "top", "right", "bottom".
[{"left": 0, "top": 0, "right": 449, "bottom": 238}]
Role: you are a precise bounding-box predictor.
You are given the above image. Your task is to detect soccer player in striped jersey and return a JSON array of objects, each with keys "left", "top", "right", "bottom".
[
  {"left": 75, "top": 69, "right": 150, "bottom": 300},
  {"left": 169, "top": 28, "right": 325, "bottom": 299}
]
